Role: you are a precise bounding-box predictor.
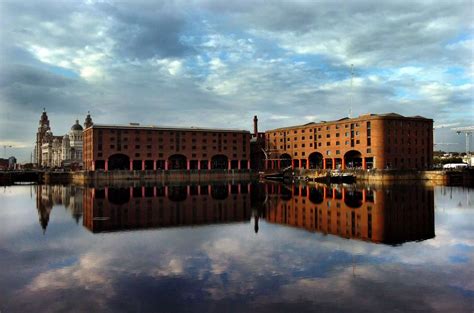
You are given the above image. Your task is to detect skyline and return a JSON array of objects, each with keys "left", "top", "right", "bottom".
[{"left": 1, "top": 0, "right": 473, "bottom": 162}]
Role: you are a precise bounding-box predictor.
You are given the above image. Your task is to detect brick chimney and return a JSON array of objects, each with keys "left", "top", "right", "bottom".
[{"left": 253, "top": 115, "right": 258, "bottom": 137}]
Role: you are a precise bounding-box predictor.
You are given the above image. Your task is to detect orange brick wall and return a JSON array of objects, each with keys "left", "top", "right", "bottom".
[{"left": 264, "top": 115, "right": 433, "bottom": 169}]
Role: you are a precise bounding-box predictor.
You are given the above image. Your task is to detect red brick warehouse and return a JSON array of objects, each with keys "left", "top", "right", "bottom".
[
  {"left": 264, "top": 113, "right": 433, "bottom": 170},
  {"left": 83, "top": 124, "right": 251, "bottom": 171}
]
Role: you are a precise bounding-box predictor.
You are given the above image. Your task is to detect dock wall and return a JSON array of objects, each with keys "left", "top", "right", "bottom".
[
  {"left": 71, "top": 170, "right": 257, "bottom": 185},
  {"left": 296, "top": 169, "right": 473, "bottom": 186}
]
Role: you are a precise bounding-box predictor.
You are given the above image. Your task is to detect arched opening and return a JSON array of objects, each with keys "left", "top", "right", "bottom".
[
  {"left": 344, "top": 190, "right": 363, "bottom": 208},
  {"left": 211, "top": 185, "right": 228, "bottom": 200},
  {"left": 280, "top": 153, "right": 291, "bottom": 169},
  {"left": 108, "top": 154, "right": 130, "bottom": 170},
  {"left": 344, "top": 150, "right": 363, "bottom": 169},
  {"left": 211, "top": 155, "right": 228, "bottom": 169},
  {"left": 108, "top": 187, "right": 130, "bottom": 205},
  {"left": 309, "top": 187, "right": 324, "bottom": 204},
  {"left": 168, "top": 154, "right": 187, "bottom": 170},
  {"left": 308, "top": 152, "right": 323, "bottom": 169}
]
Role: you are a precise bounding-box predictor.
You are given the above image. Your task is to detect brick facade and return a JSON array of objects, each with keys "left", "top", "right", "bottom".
[
  {"left": 264, "top": 113, "right": 433, "bottom": 170},
  {"left": 83, "top": 124, "right": 251, "bottom": 171}
]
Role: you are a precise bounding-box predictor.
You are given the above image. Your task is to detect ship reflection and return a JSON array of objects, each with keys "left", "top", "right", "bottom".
[
  {"left": 261, "top": 183, "right": 435, "bottom": 245},
  {"left": 35, "top": 182, "right": 435, "bottom": 245}
]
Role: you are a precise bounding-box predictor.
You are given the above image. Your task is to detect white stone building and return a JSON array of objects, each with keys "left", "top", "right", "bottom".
[{"left": 35, "top": 110, "right": 93, "bottom": 168}]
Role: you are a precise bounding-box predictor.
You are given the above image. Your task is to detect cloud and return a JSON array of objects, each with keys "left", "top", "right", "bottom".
[
  {"left": 0, "top": 0, "right": 473, "bottom": 161},
  {"left": 97, "top": 2, "right": 194, "bottom": 60}
]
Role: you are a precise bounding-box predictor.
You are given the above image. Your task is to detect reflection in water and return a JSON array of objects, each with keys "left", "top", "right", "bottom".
[
  {"left": 35, "top": 182, "right": 435, "bottom": 245},
  {"left": 35, "top": 185, "right": 83, "bottom": 233},
  {"left": 262, "top": 183, "right": 435, "bottom": 245},
  {"left": 10, "top": 184, "right": 469, "bottom": 313},
  {"left": 83, "top": 184, "right": 251, "bottom": 232}
]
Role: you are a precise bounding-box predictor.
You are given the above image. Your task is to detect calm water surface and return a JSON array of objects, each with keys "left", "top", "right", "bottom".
[{"left": 0, "top": 182, "right": 473, "bottom": 312}]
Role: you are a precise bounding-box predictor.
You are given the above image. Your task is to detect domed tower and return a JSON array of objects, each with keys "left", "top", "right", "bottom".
[
  {"left": 69, "top": 120, "right": 84, "bottom": 161},
  {"left": 71, "top": 120, "right": 83, "bottom": 132},
  {"left": 35, "top": 108, "right": 50, "bottom": 166},
  {"left": 84, "top": 111, "right": 93, "bottom": 129}
]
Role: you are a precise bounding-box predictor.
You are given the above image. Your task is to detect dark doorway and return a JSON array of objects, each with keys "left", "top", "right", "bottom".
[
  {"left": 345, "top": 150, "right": 363, "bottom": 169},
  {"left": 308, "top": 152, "right": 323, "bottom": 169},
  {"left": 168, "top": 154, "right": 187, "bottom": 170},
  {"left": 108, "top": 154, "right": 130, "bottom": 170},
  {"left": 211, "top": 155, "right": 228, "bottom": 169}
]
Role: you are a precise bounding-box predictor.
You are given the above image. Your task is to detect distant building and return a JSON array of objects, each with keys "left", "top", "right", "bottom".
[
  {"left": 264, "top": 113, "right": 433, "bottom": 170},
  {"left": 0, "top": 159, "right": 9, "bottom": 170},
  {"left": 8, "top": 156, "right": 16, "bottom": 169},
  {"left": 35, "top": 110, "right": 93, "bottom": 168},
  {"left": 462, "top": 155, "right": 474, "bottom": 167},
  {"left": 0, "top": 157, "right": 16, "bottom": 170},
  {"left": 83, "top": 124, "right": 251, "bottom": 171}
]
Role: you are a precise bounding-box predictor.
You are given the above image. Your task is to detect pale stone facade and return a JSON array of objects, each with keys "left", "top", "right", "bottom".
[{"left": 35, "top": 110, "right": 93, "bottom": 168}]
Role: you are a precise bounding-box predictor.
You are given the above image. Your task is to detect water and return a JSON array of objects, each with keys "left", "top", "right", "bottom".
[{"left": 0, "top": 182, "right": 473, "bottom": 312}]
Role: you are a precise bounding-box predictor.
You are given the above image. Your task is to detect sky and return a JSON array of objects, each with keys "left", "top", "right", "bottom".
[{"left": 0, "top": 0, "right": 473, "bottom": 162}]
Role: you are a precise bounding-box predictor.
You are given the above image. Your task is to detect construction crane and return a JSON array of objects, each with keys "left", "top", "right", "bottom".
[{"left": 452, "top": 126, "right": 474, "bottom": 155}]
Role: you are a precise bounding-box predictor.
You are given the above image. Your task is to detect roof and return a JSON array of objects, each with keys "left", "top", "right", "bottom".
[
  {"left": 267, "top": 113, "right": 432, "bottom": 132},
  {"left": 87, "top": 124, "right": 250, "bottom": 134},
  {"left": 71, "top": 123, "right": 83, "bottom": 131}
]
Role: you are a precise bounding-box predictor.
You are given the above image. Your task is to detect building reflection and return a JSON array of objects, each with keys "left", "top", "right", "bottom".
[
  {"left": 34, "top": 182, "right": 435, "bottom": 245},
  {"left": 261, "top": 183, "right": 435, "bottom": 245},
  {"left": 35, "top": 185, "right": 84, "bottom": 233},
  {"left": 83, "top": 183, "right": 252, "bottom": 233}
]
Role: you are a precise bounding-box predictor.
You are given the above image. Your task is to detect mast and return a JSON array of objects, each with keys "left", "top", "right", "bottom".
[{"left": 349, "top": 64, "right": 354, "bottom": 118}]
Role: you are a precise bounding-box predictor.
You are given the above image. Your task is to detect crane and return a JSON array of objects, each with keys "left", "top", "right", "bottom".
[{"left": 452, "top": 126, "right": 474, "bottom": 155}]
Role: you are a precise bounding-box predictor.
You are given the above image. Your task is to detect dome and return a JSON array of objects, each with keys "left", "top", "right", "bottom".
[{"left": 71, "top": 120, "right": 83, "bottom": 131}]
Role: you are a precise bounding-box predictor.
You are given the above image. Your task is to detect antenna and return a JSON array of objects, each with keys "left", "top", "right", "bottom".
[{"left": 349, "top": 64, "right": 354, "bottom": 118}]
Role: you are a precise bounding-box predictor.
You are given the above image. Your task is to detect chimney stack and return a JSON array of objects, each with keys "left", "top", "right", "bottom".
[{"left": 253, "top": 115, "right": 258, "bottom": 137}]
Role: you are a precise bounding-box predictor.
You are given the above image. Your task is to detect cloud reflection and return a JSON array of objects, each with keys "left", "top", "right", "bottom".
[{"left": 0, "top": 184, "right": 472, "bottom": 312}]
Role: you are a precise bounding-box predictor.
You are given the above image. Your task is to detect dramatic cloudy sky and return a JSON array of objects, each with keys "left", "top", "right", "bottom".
[{"left": 0, "top": 0, "right": 473, "bottom": 161}]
